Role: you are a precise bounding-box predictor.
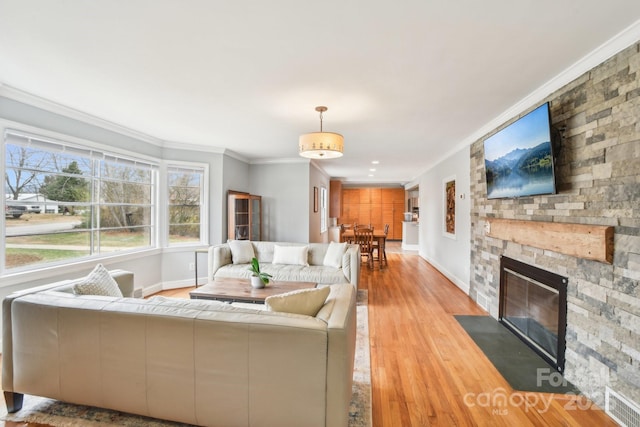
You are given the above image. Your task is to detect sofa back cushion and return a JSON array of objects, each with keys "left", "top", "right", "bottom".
[
  {"left": 272, "top": 244, "right": 309, "bottom": 266},
  {"left": 323, "top": 241, "right": 348, "bottom": 268},
  {"left": 229, "top": 240, "right": 256, "bottom": 264}
]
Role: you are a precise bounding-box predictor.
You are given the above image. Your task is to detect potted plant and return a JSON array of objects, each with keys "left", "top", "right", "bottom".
[{"left": 248, "top": 257, "right": 272, "bottom": 289}]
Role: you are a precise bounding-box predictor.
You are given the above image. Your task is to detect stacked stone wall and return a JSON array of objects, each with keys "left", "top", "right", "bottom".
[{"left": 470, "top": 43, "right": 640, "bottom": 406}]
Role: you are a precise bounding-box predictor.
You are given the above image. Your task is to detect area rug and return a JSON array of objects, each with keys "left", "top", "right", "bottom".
[
  {"left": 1, "top": 290, "right": 372, "bottom": 427},
  {"left": 455, "top": 315, "right": 579, "bottom": 394}
]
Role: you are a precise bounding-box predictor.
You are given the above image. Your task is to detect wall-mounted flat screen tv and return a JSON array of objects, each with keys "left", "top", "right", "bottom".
[{"left": 483, "top": 102, "right": 556, "bottom": 199}]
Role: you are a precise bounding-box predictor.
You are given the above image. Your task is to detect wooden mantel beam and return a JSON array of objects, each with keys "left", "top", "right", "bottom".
[{"left": 484, "top": 218, "right": 614, "bottom": 264}]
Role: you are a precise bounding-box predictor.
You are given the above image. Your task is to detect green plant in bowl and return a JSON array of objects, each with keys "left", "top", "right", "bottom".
[{"left": 249, "top": 257, "right": 272, "bottom": 288}]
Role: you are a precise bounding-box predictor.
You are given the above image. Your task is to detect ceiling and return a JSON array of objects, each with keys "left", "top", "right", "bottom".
[{"left": 1, "top": 1, "right": 639, "bottom": 184}]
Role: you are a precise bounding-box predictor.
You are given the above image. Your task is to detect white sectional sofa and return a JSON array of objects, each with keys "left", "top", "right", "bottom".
[
  {"left": 3, "top": 268, "right": 357, "bottom": 427},
  {"left": 208, "top": 241, "right": 361, "bottom": 286}
]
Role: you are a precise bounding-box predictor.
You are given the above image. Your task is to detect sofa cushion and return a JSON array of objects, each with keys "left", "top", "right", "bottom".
[
  {"left": 323, "top": 241, "right": 347, "bottom": 268},
  {"left": 272, "top": 244, "right": 309, "bottom": 266},
  {"left": 229, "top": 240, "right": 255, "bottom": 264},
  {"left": 73, "top": 264, "right": 124, "bottom": 297},
  {"left": 214, "top": 264, "right": 348, "bottom": 284},
  {"left": 265, "top": 286, "right": 331, "bottom": 316}
]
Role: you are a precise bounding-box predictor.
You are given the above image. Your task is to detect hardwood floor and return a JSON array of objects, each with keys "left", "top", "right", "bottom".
[
  {"left": 1, "top": 248, "right": 616, "bottom": 426},
  {"left": 363, "top": 251, "right": 615, "bottom": 426}
]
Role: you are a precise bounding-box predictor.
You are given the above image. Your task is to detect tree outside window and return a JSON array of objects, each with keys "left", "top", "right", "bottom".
[
  {"left": 3, "top": 131, "right": 156, "bottom": 271},
  {"left": 167, "top": 165, "right": 206, "bottom": 245}
]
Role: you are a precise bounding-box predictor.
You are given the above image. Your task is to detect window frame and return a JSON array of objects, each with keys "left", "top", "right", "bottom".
[
  {"left": 164, "top": 161, "right": 209, "bottom": 247},
  {"left": 320, "top": 186, "right": 328, "bottom": 233},
  {"left": 2, "top": 124, "right": 165, "bottom": 275}
]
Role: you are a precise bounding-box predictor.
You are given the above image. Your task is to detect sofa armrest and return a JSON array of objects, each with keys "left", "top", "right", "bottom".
[
  {"left": 342, "top": 244, "right": 360, "bottom": 286},
  {"left": 208, "top": 244, "right": 232, "bottom": 282},
  {"left": 325, "top": 284, "right": 357, "bottom": 427},
  {"left": 1, "top": 268, "right": 133, "bottom": 402},
  {"left": 109, "top": 269, "right": 135, "bottom": 297}
]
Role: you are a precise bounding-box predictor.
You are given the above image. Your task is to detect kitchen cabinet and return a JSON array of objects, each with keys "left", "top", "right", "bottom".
[
  {"left": 339, "top": 187, "right": 405, "bottom": 240},
  {"left": 228, "top": 191, "right": 262, "bottom": 241},
  {"left": 329, "top": 180, "right": 342, "bottom": 218}
]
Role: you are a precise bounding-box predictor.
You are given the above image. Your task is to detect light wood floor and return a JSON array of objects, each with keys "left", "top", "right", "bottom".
[{"left": 2, "top": 248, "right": 616, "bottom": 426}]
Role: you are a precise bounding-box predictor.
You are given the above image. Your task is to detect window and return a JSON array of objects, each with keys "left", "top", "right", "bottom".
[
  {"left": 320, "top": 186, "right": 327, "bottom": 233},
  {"left": 167, "top": 165, "right": 207, "bottom": 245},
  {"left": 4, "top": 130, "right": 157, "bottom": 271}
]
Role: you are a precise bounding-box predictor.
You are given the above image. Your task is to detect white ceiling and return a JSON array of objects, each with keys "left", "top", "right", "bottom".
[{"left": 1, "top": 1, "right": 640, "bottom": 184}]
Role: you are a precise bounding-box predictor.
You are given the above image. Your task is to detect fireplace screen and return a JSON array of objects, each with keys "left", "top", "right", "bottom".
[{"left": 499, "top": 256, "right": 567, "bottom": 372}]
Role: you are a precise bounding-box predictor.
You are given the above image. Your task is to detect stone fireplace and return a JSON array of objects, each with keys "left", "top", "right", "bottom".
[
  {"left": 469, "top": 43, "right": 640, "bottom": 407},
  {"left": 499, "top": 256, "right": 567, "bottom": 373}
]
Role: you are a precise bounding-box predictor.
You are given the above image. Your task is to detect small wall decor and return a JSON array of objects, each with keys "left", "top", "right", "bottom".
[
  {"left": 314, "top": 186, "right": 319, "bottom": 213},
  {"left": 444, "top": 177, "right": 456, "bottom": 237}
]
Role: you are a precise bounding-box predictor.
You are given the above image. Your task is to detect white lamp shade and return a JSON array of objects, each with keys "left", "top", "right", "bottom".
[{"left": 299, "top": 132, "right": 344, "bottom": 159}]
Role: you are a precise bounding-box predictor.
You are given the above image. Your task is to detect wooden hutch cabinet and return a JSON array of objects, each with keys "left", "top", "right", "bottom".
[{"left": 228, "top": 191, "right": 262, "bottom": 241}]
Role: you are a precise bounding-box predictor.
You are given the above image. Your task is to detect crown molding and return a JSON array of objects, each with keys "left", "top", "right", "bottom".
[
  {"left": 0, "top": 84, "right": 243, "bottom": 157},
  {"left": 413, "top": 18, "right": 640, "bottom": 180},
  {"left": 162, "top": 139, "right": 226, "bottom": 154},
  {"left": 0, "top": 84, "right": 164, "bottom": 146},
  {"left": 223, "top": 149, "right": 250, "bottom": 163},
  {"left": 310, "top": 160, "right": 331, "bottom": 179},
  {"left": 249, "top": 157, "right": 309, "bottom": 165}
]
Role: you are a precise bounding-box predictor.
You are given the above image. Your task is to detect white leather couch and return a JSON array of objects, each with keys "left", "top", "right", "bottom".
[
  {"left": 2, "top": 270, "right": 357, "bottom": 427},
  {"left": 208, "top": 241, "right": 360, "bottom": 286}
]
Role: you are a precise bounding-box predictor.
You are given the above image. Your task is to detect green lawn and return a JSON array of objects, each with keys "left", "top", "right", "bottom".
[
  {"left": 8, "top": 230, "right": 149, "bottom": 247},
  {"left": 6, "top": 248, "right": 89, "bottom": 269},
  {"left": 6, "top": 227, "right": 198, "bottom": 269}
]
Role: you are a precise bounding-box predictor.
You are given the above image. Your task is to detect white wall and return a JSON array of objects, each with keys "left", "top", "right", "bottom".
[
  {"left": 222, "top": 155, "right": 250, "bottom": 243},
  {"left": 249, "top": 161, "right": 310, "bottom": 242},
  {"left": 309, "top": 162, "right": 330, "bottom": 243},
  {"left": 418, "top": 145, "right": 471, "bottom": 293}
]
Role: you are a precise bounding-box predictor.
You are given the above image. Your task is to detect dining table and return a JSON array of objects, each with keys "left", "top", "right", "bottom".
[{"left": 341, "top": 228, "right": 387, "bottom": 266}]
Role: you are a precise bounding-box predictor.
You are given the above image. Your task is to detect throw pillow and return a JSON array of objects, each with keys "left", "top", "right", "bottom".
[
  {"left": 265, "top": 286, "right": 331, "bottom": 317},
  {"left": 229, "top": 240, "right": 255, "bottom": 264},
  {"left": 73, "top": 263, "right": 123, "bottom": 297},
  {"left": 272, "top": 244, "right": 309, "bottom": 266},
  {"left": 323, "top": 241, "right": 347, "bottom": 268}
]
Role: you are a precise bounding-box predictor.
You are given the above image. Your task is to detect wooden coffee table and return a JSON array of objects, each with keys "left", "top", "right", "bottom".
[{"left": 189, "top": 277, "right": 317, "bottom": 303}]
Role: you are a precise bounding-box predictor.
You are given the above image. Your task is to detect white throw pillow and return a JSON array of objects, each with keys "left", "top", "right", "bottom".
[
  {"left": 73, "top": 263, "right": 123, "bottom": 297},
  {"left": 229, "top": 240, "right": 255, "bottom": 264},
  {"left": 265, "top": 286, "right": 331, "bottom": 317},
  {"left": 323, "top": 241, "right": 347, "bottom": 268},
  {"left": 272, "top": 244, "right": 309, "bottom": 266}
]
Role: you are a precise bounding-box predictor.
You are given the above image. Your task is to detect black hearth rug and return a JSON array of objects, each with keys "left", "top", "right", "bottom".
[{"left": 455, "top": 315, "right": 579, "bottom": 394}]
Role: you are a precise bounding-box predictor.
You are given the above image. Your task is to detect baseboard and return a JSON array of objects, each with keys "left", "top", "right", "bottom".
[
  {"left": 401, "top": 243, "right": 419, "bottom": 251},
  {"left": 141, "top": 283, "right": 164, "bottom": 297},
  {"left": 142, "top": 276, "right": 206, "bottom": 297},
  {"left": 420, "top": 252, "right": 470, "bottom": 295}
]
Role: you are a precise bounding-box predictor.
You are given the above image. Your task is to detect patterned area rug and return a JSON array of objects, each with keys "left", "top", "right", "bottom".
[{"left": 1, "top": 290, "right": 371, "bottom": 427}]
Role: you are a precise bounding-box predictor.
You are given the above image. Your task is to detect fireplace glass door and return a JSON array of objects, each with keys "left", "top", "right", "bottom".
[{"left": 499, "top": 256, "right": 567, "bottom": 372}]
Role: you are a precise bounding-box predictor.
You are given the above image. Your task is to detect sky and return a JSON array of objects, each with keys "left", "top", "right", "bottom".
[{"left": 483, "top": 103, "right": 552, "bottom": 161}]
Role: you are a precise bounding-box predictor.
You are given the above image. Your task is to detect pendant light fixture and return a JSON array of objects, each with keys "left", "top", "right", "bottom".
[{"left": 299, "top": 106, "right": 344, "bottom": 159}]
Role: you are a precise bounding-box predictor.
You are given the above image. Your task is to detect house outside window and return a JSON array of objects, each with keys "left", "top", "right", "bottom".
[
  {"left": 167, "top": 164, "right": 207, "bottom": 245},
  {"left": 3, "top": 130, "right": 157, "bottom": 272}
]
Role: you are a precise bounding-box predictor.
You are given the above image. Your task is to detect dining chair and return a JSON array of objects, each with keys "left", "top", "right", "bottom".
[
  {"left": 371, "top": 223, "right": 389, "bottom": 268},
  {"left": 354, "top": 226, "right": 374, "bottom": 269},
  {"left": 340, "top": 224, "right": 352, "bottom": 243}
]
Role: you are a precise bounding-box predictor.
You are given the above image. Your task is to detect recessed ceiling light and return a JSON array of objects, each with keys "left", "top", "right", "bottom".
[
  {"left": 371, "top": 160, "right": 380, "bottom": 164},
  {"left": 369, "top": 168, "right": 376, "bottom": 172}
]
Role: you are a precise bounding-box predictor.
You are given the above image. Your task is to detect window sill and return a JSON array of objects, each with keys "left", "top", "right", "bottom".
[{"left": 0, "top": 247, "right": 162, "bottom": 288}]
